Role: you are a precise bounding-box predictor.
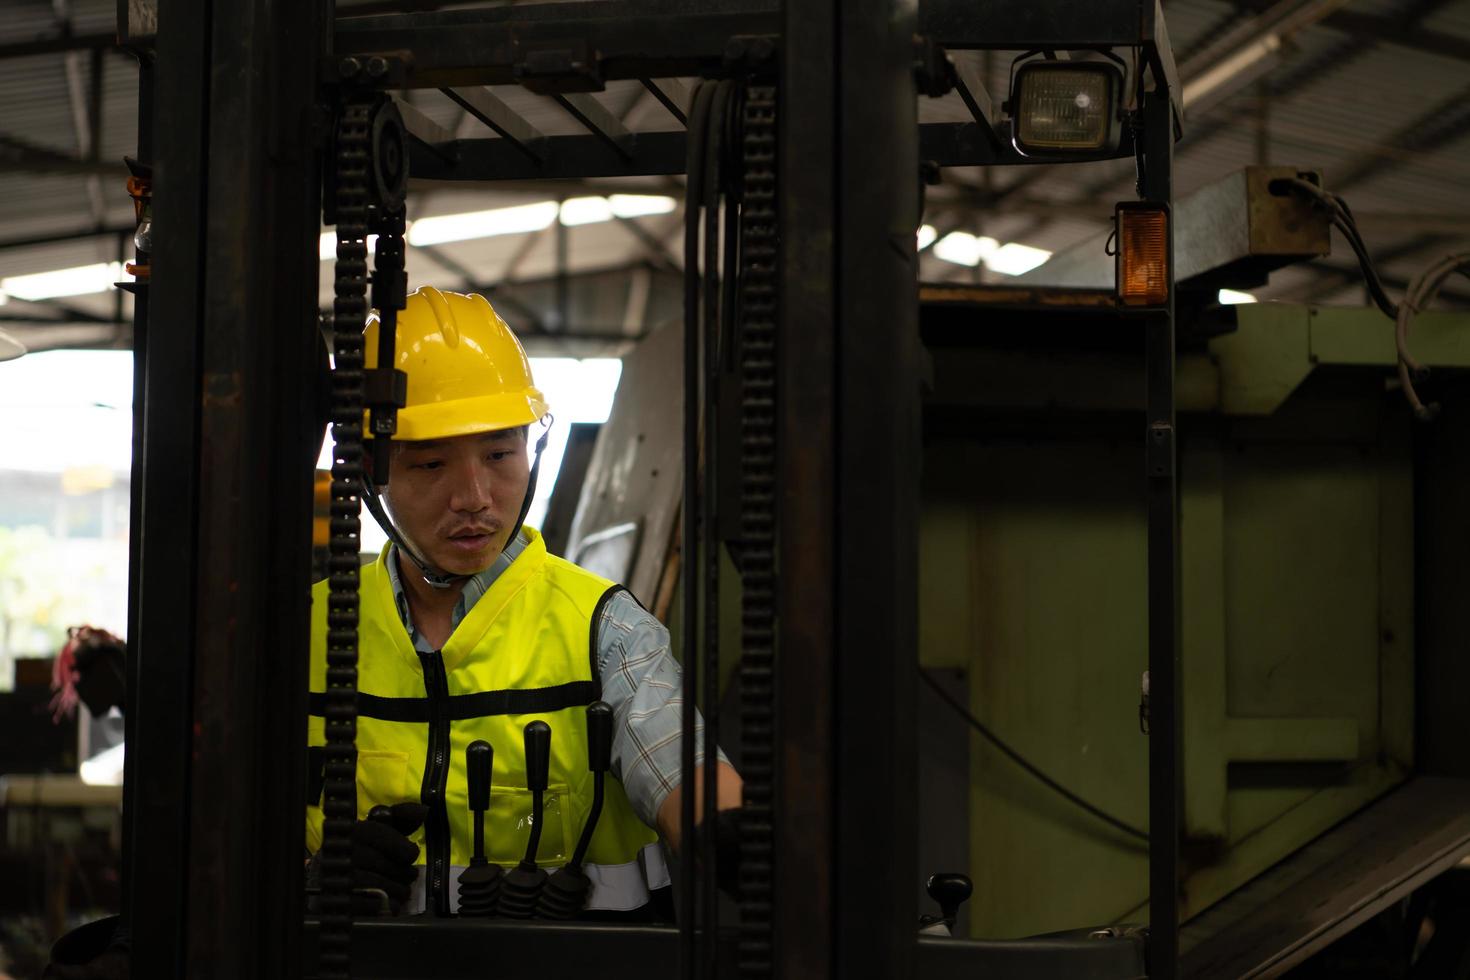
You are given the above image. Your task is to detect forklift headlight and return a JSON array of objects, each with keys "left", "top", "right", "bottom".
[{"left": 1010, "top": 62, "right": 1123, "bottom": 159}]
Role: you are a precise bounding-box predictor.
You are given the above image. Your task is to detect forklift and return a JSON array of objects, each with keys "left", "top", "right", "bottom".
[{"left": 78, "top": 0, "right": 1470, "bottom": 978}]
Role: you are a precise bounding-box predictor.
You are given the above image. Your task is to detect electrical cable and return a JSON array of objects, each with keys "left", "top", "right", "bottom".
[
  {"left": 1395, "top": 251, "right": 1470, "bottom": 420},
  {"left": 917, "top": 668, "right": 1150, "bottom": 846},
  {"left": 1281, "top": 178, "right": 1459, "bottom": 420}
]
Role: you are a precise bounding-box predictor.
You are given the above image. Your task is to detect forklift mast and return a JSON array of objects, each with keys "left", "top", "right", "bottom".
[{"left": 121, "top": 1, "right": 1185, "bottom": 977}]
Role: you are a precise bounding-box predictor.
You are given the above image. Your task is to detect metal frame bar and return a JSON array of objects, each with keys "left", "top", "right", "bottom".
[
  {"left": 116, "top": 2, "right": 1186, "bottom": 977},
  {"left": 441, "top": 86, "right": 547, "bottom": 161},
  {"left": 127, "top": 0, "right": 321, "bottom": 976},
  {"left": 833, "top": 2, "right": 922, "bottom": 975},
  {"left": 773, "top": 5, "right": 837, "bottom": 975},
  {"left": 1141, "top": 84, "right": 1181, "bottom": 980},
  {"left": 640, "top": 77, "right": 690, "bottom": 126},
  {"left": 554, "top": 92, "right": 633, "bottom": 159},
  {"left": 0, "top": 30, "right": 119, "bottom": 60},
  {"left": 408, "top": 123, "right": 1137, "bottom": 182},
  {"left": 0, "top": 132, "right": 126, "bottom": 176},
  {"left": 124, "top": 0, "right": 208, "bottom": 968}
]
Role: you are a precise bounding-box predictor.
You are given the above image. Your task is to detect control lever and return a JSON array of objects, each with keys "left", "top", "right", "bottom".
[
  {"left": 537, "top": 701, "right": 613, "bottom": 918},
  {"left": 456, "top": 740, "right": 502, "bottom": 917},
  {"left": 918, "top": 872, "right": 973, "bottom": 937},
  {"left": 497, "top": 720, "right": 551, "bottom": 918}
]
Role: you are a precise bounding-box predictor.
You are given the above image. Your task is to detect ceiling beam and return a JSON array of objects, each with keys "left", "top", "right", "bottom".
[
  {"left": 0, "top": 30, "right": 119, "bottom": 60},
  {"left": 52, "top": 1, "right": 108, "bottom": 223},
  {"left": 1228, "top": 0, "right": 1470, "bottom": 63},
  {"left": 1330, "top": 82, "right": 1470, "bottom": 191},
  {"left": 0, "top": 132, "right": 126, "bottom": 176}
]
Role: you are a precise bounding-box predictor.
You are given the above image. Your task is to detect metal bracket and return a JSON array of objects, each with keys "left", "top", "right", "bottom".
[
  {"left": 364, "top": 369, "right": 408, "bottom": 437},
  {"left": 723, "top": 34, "right": 778, "bottom": 70},
  {"left": 515, "top": 40, "right": 604, "bottom": 94},
  {"left": 1147, "top": 421, "right": 1174, "bottom": 478},
  {"left": 912, "top": 36, "right": 954, "bottom": 97},
  {"left": 327, "top": 53, "right": 411, "bottom": 89}
]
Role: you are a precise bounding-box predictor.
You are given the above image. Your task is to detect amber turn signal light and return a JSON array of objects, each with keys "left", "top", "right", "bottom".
[{"left": 1116, "top": 204, "right": 1169, "bottom": 307}]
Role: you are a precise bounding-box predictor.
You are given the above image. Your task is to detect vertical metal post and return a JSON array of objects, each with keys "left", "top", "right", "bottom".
[
  {"left": 119, "top": 47, "right": 152, "bottom": 928},
  {"left": 556, "top": 195, "right": 570, "bottom": 333},
  {"left": 1142, "top": 84, "right": 1180, "bottom": 980},
  {"left": 834, "top": 1, "right": 919, "bottom": 975},
  {"left": 127, "top": 1, "right": 209, "bottom": 970},
  {"left": 130, "top": 0, "right": 322, "bottom": 975},
  {"left": 777, "top": 0, "right": 919, "bottom": 977},
  {"left": 775, "top": 0, "right": 836, "bottom": 973},
  {"left": 186, "top": 0, "right": 322, "bottom": 973}
]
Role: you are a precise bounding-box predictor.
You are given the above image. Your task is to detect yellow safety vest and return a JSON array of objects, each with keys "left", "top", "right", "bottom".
[{"left": 306, "top": 528, "right": 663, "bottom": 913}]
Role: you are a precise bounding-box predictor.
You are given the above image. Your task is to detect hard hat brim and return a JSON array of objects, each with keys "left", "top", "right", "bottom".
[{"left": 371, "top": 388, "right": 549, "bottom": 442}]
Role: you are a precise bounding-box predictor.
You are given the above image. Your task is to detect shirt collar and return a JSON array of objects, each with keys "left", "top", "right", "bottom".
[{"left": 385, "top": 531, "right": 529, "bottom": 648}]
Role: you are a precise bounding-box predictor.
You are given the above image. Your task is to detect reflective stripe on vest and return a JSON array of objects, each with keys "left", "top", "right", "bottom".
[{"left": 306, "top": 527, "right": 660, "bottom": 905}]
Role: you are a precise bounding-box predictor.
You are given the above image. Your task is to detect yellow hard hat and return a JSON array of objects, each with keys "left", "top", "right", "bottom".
[{"left": 364, "top": 285, "right": 548, "bottom": 441}]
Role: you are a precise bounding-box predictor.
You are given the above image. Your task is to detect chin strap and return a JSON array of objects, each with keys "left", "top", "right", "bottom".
[
  {"left": 506, "top": 423, "right": 552, "bottom": 546},
  {"left": 359, "top": 477, "right": 464, "bottom": 590},
  {"left": 360, "top": 421, "right": 552, "bottom": 591}
]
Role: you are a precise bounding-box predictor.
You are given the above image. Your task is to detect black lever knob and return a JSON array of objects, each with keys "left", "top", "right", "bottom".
[
  {"left": 586, "top": 701, "right": 613, "bottom": 773},
  {"left": 467, "top": 740, "right": 493, "bottom": 811},
  {"left": 524, "top": 720, "right": 551, "bottom": 793},
  {"left": 926, "top": 872, "right": 973, "bottom": 923}
]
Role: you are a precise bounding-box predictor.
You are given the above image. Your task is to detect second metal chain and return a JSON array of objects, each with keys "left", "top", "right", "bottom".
[{"left": 737, "top": 80, "right": 777, "bottom": 980}]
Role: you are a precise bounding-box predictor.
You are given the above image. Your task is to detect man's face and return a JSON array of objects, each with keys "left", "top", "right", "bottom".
[{"left": 383, "top": 428, "right": 530, "bottom": 576}]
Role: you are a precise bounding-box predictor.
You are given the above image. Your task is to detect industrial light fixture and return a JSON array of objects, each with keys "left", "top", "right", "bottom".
[
  {"left": 1218, "top": 288, "right": 1258, "bottom": 304},
  {"left": 917, "top": 224, "right": 937, "bottom": 251},
  {"left": 1, "top": 262, "right": 123, "bottom": 301},
  {"left": 1115, "top": 203, "right": 1170, "bottom": 307},
  {"left": 559, "top": 196, "right": 614, "bottom": 226},
  {"left": 607, "top": 194, "right": 677, "bottom": 218},
  {"left": 406, "top": 201, "right": 560, "bottom": 247},
  {"left": 344, "top": 196, "right": 678, "bottom": 254},
  {"left": 563, "top": 194, "right": 679, "bottom": 225},
  {"left": 931, "top": 232, "right": 1053, "bottom": 276},
  {"left": 933, "top": 231, "right": 998, "bottom": 267},
  {"left": 987, "top": 242, "right": 1053, "bottom": 276},
  {"left": 1009, "top": 59, "right": 1124, "bottom": 160}
]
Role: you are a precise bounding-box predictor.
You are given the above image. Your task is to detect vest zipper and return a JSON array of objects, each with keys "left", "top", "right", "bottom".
[{"left": 417, "top": 649, "right": 452, "bottom": 915}]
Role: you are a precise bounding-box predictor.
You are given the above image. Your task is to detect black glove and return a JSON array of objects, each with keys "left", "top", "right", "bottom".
[
  {"left": 308, "top": 802, "right": 427, "bottom": 912},
  {"left": 43, "top": 915, "right": 129, "bottom": 980},
  {"left": 692, "top": 806, "right": 744, "bottom": 900}
]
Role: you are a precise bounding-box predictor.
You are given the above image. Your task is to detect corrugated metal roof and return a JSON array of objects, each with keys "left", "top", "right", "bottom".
[{"left": 3, "top": 0, "right": 1469, "bottom": 344}]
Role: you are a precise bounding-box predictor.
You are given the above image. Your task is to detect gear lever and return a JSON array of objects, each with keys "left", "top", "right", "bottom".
[
  {"left": 497, "top": 720, "right": 551, "bottom": 918},
  {"left": 456, "top": 740, "right": 502, "bottom": 917},
  {"left": 536, "top": 701, "right": 614, "bottom": 918},
  {"left": 920, "top": 872, "right": 973, "bottom": 936}
]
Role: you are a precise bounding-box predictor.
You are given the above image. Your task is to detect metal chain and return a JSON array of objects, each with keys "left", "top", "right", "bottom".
[
  {"left": 737, "top": 80, "right": 777, "bottom": 980},
  {"left": 319, "top": 96, "right": 372, "bottom": 980}
]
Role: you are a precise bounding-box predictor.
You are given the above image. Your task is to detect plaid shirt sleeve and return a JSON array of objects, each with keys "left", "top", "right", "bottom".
[{"left": 595, "top": 589, "right": 730, "bottom": 829}]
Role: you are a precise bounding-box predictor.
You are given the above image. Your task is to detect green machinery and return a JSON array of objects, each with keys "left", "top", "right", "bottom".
[{"left": 916, "top": 166, "right": 1470, "bottom": 974}]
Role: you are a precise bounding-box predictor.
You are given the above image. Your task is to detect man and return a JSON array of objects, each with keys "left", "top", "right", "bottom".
[{"left": 305, "top": 285, "right": 740, "bottom": 917}]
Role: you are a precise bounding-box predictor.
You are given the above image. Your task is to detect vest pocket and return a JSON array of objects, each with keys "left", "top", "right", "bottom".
[
  {"left": 485, "top": 783, "right": 574, "bottom": 866},
  {"left": 355, "top": 750, "right": 412, "bottom": 820}
]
